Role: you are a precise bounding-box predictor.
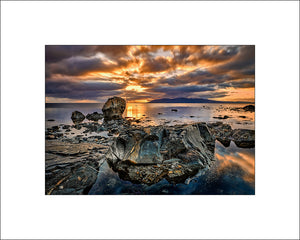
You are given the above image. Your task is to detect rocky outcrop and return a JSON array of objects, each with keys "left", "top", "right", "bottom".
[
  {"left": 207, "top": 122, "right": 254, "bottom": 148},
  {"left": 105, "top": 123, "right": 216, "bottom": 185},
  {"left": 86, "top": 112, "right": 103, "bottom": 122},
  {"left": 71, "top": 111, "right": 85, "bottom": 124},
  {"left": 231, "top": 129, "right": 255, "bottom": 148},
  {"left": 102, "top": 97, "right": 126, "bottom": 121},
  {"left": 45, "top": 140, "right": 109, "bottom": 195}
]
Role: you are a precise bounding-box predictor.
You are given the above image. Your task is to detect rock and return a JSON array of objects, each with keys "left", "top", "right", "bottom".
[
  {"left": 46, "top": 135, "right": 56, "bottom": 140},
  {"left": 171, "top": 109, "right": 178, "bottom": 112},
  {"left": 105, "top": 123, "right": 216, "bottom": 185},
  {"left": 62, "top": 125, "right": 71, "bottom": 129},
  {"left": 86, "top": 112, "right": 103, "bottom": 122},
  {"left": 102, "top": 97, "right": 126, "bottom": 121},
  {"left": 239, "top": 116, "right": 247, "bottom": 118},
  {"left": 71, "top": 111, "right": 85, "bottom": 124},
  {"left": 158, "top": 113, "right": 163, "bottom": 115},
  {"left": 216, "top": 138, "right": 231, "bottom": 147},
  {"left": 52, "top": 126, "right": 59, "bottom": 131},
  {"left": 208, "top": 122, "right": 254, "bottom": 149},
  {"left": 243, "top": 105, "right": 255, "bottom": 112},
  {"left": 232, "top": 129, "right": 255, "bottom": 148},
  {"left": 213, "top": 115, "right": 230, "bottom": 119},
  {"left": 74, "top": 125, "right": 82, "bottom": 130},
  {"left": 45, "top": 137, "right": 109, "bottom": 195},
  {"left": 47, "top": 119, "right": 55, "bottom": 121}
]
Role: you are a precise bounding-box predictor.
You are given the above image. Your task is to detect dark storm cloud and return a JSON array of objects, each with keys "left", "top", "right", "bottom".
[
  {"left": 149, "top": 84, "right": 216, "bottom": 96},
  {"left": 218, "top": 79, "right": 255, "bottom": 89},
  {"left": 47, "top": 56, "right": 128, "bottom": 76},
  {"left": 45, "top": 46, "right": 96, "bottom": 63},
  {"left": 140, "top": 57, "right": 172, "bottom": 73},
  {"left": 47, "top": 57, "right": 106, "bottom": 76},
  {"left": 211, "top": 46, "right": 255, "bottom": 74},
  {"left": 174, "top": 45, "right": 240, "bottom": 65},
  {"left": 45, "top": 45, "right": 131, "bottom": 63},
  {"left": 46, "top": 79, "right": 125, "bottom": 100},
  {"left": 45, "top": 45, "right": 255, "bottom": 102},
  {"left": 159, "top": 69, "right": 232, "bottom": 86}
]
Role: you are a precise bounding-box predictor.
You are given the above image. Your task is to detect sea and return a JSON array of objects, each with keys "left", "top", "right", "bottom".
[{"left": 46, "top": 102, "right": 255, "bottom": 194}]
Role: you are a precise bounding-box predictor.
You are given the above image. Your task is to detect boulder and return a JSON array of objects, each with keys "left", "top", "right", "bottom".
[
  {"left": 243, "top": 105, "right": 255, "bottom": 112},
  {"left": 105, "top": 123, "right": 216, "bottom": 185},
  {"left": 102, "top": 97, "right": 126, "bottom": 121},
  {"left": 71, "top": 111, "right": 85, "bottom": 124},
  {"left": 86, "top": 112, "right": 103, "bottom": 122}
]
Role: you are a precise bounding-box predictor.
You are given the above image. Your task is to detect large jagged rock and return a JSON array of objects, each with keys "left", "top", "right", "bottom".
[
  {"left": 71, "top": 111, "right": 85, "bottom": 124},
  {"left": 102, "top": 97, "right": 126, "bottom": 121},
  {"left": 105, "top": 123, "right": 216, "bottom": 185}
]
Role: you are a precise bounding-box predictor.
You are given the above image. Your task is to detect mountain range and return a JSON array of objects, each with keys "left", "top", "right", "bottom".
[{"left": 149, "top": 98, "right": 253, "bottom": 104}]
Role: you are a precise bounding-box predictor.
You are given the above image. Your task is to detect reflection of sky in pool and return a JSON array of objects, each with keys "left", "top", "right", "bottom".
[{"left": 89, "top": 141, "right": 255, "bottom": 195}]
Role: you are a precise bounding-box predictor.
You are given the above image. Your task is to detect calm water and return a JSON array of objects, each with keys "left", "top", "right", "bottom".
[
  {"left": 45, "top": 102, "right": 255, "bottom": 194},
  {"left": 46, "top": 102, "right": 254, "bottom": 130}
]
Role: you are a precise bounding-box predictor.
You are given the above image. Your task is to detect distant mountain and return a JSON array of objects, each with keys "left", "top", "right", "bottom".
[{"left": 149, "top": 98, "right": 253, "bottom": 104}]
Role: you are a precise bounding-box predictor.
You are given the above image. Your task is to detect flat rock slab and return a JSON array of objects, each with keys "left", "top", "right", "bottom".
[
  {"left": 46, "top": 141, "right": 105, "bottom": 155},
  {"left": 45, "top": 139, "right": 109, "bottom": 194}
]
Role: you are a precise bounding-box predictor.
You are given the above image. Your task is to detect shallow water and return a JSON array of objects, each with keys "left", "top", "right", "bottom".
[
  {"left": 89, "top": 140, "right": 255, "bottom": 195},
  {"left": 46, "top": 102, "right": 254, "bottom": 130},
  {"left": 45, "top": 102, "right": 255, "bottom": 195}
]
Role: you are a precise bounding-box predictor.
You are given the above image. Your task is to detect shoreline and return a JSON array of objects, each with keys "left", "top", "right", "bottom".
[{"left": 45, "top": 119, "right": 254, "bottom": 195}]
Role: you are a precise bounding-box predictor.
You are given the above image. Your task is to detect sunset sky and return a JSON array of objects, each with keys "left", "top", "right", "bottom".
[{"left": 45, "top": 45, "right": 255, "bottom": 103}]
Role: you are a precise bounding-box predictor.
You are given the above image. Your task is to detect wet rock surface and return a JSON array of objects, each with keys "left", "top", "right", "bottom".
[
  {"left": 102, "top": 96, "right": 126, "bottom": 121},
  {"left": 207, "top": 122, "right": 255, "bottom": 148},
  {"left": 45, "top": 114, "right": 255, "bottom": 194},
  {"left": 105, "top": 123, "right": 216, "bottom": 185},
  {"left": 86, "top": 112, "right": 103, "bottom": 122}
]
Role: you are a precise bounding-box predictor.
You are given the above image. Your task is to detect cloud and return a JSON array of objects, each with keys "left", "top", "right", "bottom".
[
  {"left": 145, "top": 84, "right": 218, "bottom": 99},
  {"left": 218, "top": 79, "right": 255, "bottom": 89},
  {"left": 45, "top": 45, "right": 255, "bottom": 102},
  {"left": 140, "top": 56, "right": 172, "bottom": 73},
  {"left": 45, "top": 45, "right": 131, "bottom": 63},
  {"left": 46, "top": 79, "right": 126, "bottom": 100},
  {"left": 211, "top": 45, "right": 255, "bottom": 74}
]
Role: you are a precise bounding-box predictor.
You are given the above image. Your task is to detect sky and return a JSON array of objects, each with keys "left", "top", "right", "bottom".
[{"left": 45, "top": 45, "right": 255, "bottom": 103}]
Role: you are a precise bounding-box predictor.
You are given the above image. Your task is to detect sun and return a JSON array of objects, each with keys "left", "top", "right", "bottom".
[{"left": 125, "top": 85, "right": 146, "bottom": 92}]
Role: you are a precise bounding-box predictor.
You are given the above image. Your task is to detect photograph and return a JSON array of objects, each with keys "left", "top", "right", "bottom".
[{"left": 45, "top": 45, "right": 255, "bottom": 195}]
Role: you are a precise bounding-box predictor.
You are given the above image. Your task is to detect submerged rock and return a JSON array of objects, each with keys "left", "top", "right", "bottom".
[
  {"left": 102, "top": 97, "right": 126, "bottom": 121},
  {"left": 71, "top": 111, "right": 85, "bottom": 124},
  {"left": 86, "top": 112, "right": 103, "bottom": 122}
]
